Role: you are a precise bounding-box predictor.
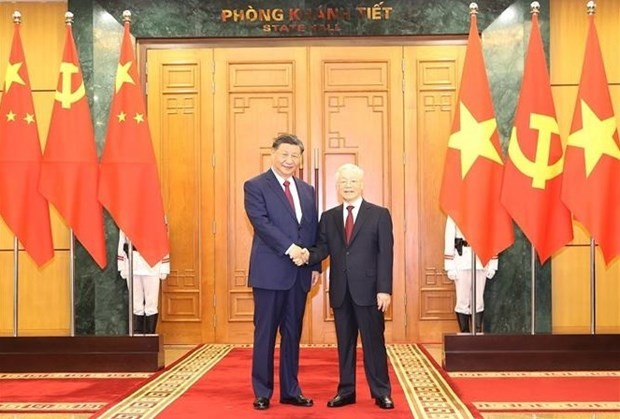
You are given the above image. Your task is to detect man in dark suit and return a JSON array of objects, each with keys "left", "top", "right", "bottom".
[
  {"left": 244, "top": 133, "right": 320, "bottom": 410},
  {"left": 298, "top": 163, "right": 395, "bottom": 410}
]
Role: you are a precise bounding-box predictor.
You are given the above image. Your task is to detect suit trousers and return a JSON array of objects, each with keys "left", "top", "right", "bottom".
[
  {"left": 251, "top": 278, "right": 308, "bottom": 400},
  {"left": 333, "top": 286, "right": 391, "bottom": 399}
]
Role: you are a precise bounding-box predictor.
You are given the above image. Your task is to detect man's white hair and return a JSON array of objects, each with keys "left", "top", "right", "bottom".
[{"left": 335, "top": 163, "right": 364, "bottom": 183}]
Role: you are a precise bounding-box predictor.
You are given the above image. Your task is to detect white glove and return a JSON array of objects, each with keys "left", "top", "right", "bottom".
[
  {"left": 484, "top": 268, "right": 496, "bottom": 279},
  {"left": 159, "top": 273, "right": 168, "bottom": 280},
  {"left": 119, "top": 259, "right": 129, "bottom": 279},
  {"left": 447, "top": 270, "right": 457, "bottom": 280}
]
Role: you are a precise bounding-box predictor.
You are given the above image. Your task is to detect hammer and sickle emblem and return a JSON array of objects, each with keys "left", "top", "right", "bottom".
[
  {"left": 508, "top": 113, "right": 564, "bottom": 189},
  {"left": 55, "top": 62, "right": 85, "bottom": 109}
]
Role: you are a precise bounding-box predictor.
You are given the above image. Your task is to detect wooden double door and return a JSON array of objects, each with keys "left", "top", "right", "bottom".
[{"left": 146, "top": 42, "right": 465, "bottom": 344}]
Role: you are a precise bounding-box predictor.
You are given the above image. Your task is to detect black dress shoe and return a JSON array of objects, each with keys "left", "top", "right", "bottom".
[
  {"left": 326, "top": 393, "right": 356, "bottom": 407},
  {"left": 280, "top": 394, "right": 313, "bottom": 407},
  {"left": 253, "top": 397, "right": 270, "bottom": 410},
  {"left": 375, "top": 395, "right": 394, "bottom": 409}
]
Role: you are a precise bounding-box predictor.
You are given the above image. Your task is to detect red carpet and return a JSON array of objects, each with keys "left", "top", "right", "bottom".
[
  {"left": 0, "top": 372, "right": 151, "bottom": 413},
  {"left": 448, "top": 373, "right": 620, "bottom": 412},
  {"left": 158, "top": 347, "right": 413, "bottom": 418},
  {"left": 452, "top": 375, "right": 620, "bottom": 403},
  {"left": 417, "top": 344, "right": 620, "bottom": 413}
]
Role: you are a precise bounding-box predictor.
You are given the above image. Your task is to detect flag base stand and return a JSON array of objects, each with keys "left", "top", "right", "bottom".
[
  {"left": 443, "top": 333, "right": 620, "bottom": 371},
  {"left": 0, "top": 335, "right": 164, "bottom": 372}
]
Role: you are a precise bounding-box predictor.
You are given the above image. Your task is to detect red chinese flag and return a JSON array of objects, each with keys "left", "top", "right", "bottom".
[
  {"left": 0, "top": 21, "right": 53, "bottom": 267},
  {"left": 439, "top": 9, "right": 514, "bottom": 265},
  {"left": 561, "top": 13, "right": 620, "bottom": 265},
  {"left": 98, "top": 20, "right": 169, "bottom": 265},
  {"left": 500, "top": 12, "right": 573, "bottom": 263},
  {"left": 40, "top": 20, "right": 107, "bottom": 269}
]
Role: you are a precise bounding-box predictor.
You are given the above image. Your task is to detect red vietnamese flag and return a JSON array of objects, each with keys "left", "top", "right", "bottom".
[
  {"left": 98, "top": 16, "right": 169, "bottom": 266},
  {"left": 439, "top": 7, "right": 514, "bottom": 265},
  {"left": 500, "top": 10, "right": 573, "bottom": 263},
  {"left": 40, "top": 17, "right": 107, "bottom": 269},
  {"left": 0, "top": 19, "right": 53, "bottom": 267},
  {"left": 561, "top": 11, "right": 620, "bottom": 265}
]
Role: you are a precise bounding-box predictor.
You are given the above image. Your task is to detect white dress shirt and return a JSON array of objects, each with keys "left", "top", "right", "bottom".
[
  {"left": 272, "top": 169, "right": 302, "bottom": 223},
  {"left": 342, "top": 197, "right": 363, "bottom": 224}
]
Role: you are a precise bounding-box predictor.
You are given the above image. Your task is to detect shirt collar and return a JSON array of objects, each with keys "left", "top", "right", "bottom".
[
  {"left": 343, "top": 197, "right": 363, "bottom": 211},
  {"left": 271, "top": 168, "right": 292, "bottom": 186}
]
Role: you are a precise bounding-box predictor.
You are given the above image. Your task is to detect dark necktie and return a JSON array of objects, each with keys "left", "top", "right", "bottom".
[
  {"left": 283, "top": 180, "right": 295, "bottom": 212},
  {"left": 345, "top": 205, "right": 354, "bottom": 244}
]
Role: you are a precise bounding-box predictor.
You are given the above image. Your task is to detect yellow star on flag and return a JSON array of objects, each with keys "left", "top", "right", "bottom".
[
  {"left": 5, "top": 111, "right": 16, "bottom": 122},
  {"left": 4, "top": 62, "right": 25, "bottom": 91},
  {"left": 115, "top": 61, "right": 134, "bottom": 93},
  {"left": 117, "top": 111, "right": 126, "bottom": 122},
  {"left": 24, "top": 113, "right": 35, "bottom": 124},
  {"left": 448, "top": 102, "right": 503, "bottom": 178},
  {"left": 134, "top": 113, "right": 144, "bottom": 123},
  {"left": 567, "top": 100, "right": 620, "bottom": 177}
]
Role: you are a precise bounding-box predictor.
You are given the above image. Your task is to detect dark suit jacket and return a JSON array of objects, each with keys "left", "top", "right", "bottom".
[
  {"left": 244, "top": 169, "right": 319, "bottom": 292},
  {"left": 310, "top": 200, "right": 393, "bottom": 308}
]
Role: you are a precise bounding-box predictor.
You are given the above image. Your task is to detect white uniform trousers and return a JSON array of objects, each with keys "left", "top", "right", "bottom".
[
  {"left": 127, "top": 275, "right": 161, "bottom": 316},
  {"left": 454, "top": 269, "right": 487, "bottom": 315}
]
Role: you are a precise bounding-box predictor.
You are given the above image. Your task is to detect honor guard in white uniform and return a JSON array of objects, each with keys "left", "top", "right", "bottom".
[
  {"left": 117, "top": 230, "right": 170, "bottom": 334},
  {"left": 444, "top": 216, "right": 497, "bottom": 333}
]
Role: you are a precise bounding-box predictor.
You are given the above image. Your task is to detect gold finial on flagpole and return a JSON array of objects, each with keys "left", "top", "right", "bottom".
[
  {"left": 122, "top": 10, "right": 132, "bottom": 24},
  {"left": 12, "top": 11, "right": 22, "bottom": 24},
  {"left": 530, "top": 1, "right": 540, "bottom": 15},
  {"left": 469, "top": 2, "right": 478, "bottom": 16},
  {"left": 586, "top": 1, "right": 596, "bottom": 15},
  {"left": 65, "top": 11, "right": 74, "bottom": 26}
]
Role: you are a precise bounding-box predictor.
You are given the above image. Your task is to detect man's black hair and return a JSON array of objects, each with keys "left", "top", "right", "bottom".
[{"left": 272, "top": 133, "right": 305, "bottom": 153}]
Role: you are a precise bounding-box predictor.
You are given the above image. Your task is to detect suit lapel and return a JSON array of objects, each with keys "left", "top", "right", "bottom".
[
  {"left": 294, "top": 178, "right": 308, "bottom": 224},
  {"left": 334, "top": 204, "right": 346, "bottom": 243},
  {"left": 266, "top": 170, "right": 297, "bottom": 222},
  {"left": 349, "top": 200, "right": 369, "bottom": 244}
]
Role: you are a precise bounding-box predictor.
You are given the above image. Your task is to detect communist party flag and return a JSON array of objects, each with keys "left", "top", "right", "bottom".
[
  {"left": 500, "top": 8, "right": 573, "bottom": 263},
  {"left": 98, "top": 15, "right": 169, "bottom": 266},
  {"left": 561, "top": 9, "right": 620, "bottom": 265},
  {"left": 0, "top": 18, "right": 54, "bottom": 267},
  {"left": 439, "top": 5, "right": 514, "bottom": 265},
  {"left": 40, "top": 15, "right": 107, "bottom": 269}
]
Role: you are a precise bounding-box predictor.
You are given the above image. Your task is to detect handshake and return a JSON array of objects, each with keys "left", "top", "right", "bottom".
[{"left": 289, "top": 244, "right": 310, "bottom": 266}]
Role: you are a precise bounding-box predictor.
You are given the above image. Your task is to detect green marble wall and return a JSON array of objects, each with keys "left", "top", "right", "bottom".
[
  {"left": 482, "top": 1, "right": 552, "bottom": 333},
  {"left": 68, "top": 0, "right": 551, "bottom": 336}
]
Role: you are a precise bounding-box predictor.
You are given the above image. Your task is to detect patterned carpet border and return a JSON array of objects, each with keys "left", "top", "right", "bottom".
[
  {"left": 450, "top": 371, "right": 620, "bottom": 378},
  {"left": 448, "top": 370, "right": 620, "bottom": 412},
  {"left": 0, "top": 372, "right": 151, "bottom": 380},
  {"left": 94, "top": 344, "right": 234, "bottom": 419},
  {"left": 388, "top": 344, "right": 479, "bottom": 419},
  {"left": 5, "top": 343, "right": 617, "bottom": 417},
  {"left": 0, "top": 371, "right": 153, "bottom": 413},
  {"left": 0, "top": 402, "right": 107, "bottom": 413},
  {"left": 92, "top": 343, "right": 480, "bottom": 419},
  {"left": 474, "top": 401, "right": 620, "bottom": 412}
]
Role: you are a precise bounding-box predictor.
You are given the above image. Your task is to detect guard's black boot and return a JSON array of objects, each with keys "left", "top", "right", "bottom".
[
  {"left": 133, "top": 315, "right": 145, "bottom": 334},
  {"left": 456, "top": 312, "right": 471, "bottom": 333},
  {"left": 474, "top": 311, "right": 484, "bottom": 333},
  {"left": 145, "top": 313, "right": 159, "bottom": 334}
]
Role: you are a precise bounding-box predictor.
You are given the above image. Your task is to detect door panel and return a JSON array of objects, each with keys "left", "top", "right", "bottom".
[
  {"left": 146, "top": 42, "right": 466, "bottom": 344},
  {"left": 147, "top": 48, "right": 215, "bottom": 343},
  {"left": 308, "top": 46, "right": 406, "bottom": 343},
  {"left": 213, "top": 47, "right": 309, "bottom": 343},
  {"left": 403, "top": 45, "right": 466, "bottom": 342}
]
